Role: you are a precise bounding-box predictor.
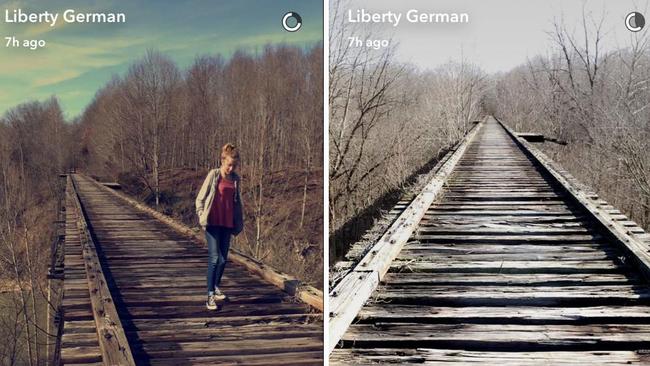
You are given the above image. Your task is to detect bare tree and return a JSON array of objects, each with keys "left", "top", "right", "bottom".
[
  {"left": 0, "top": 98, "right": 68, "bottom": 366},
  {"left": 329, "top": 0, "right": 405, "bottom": 226},
  {"left": 495, "top": 7, "right": 650, "bottom": 231},
  {"left": 329, "top": 0, "right": 488, "bottom": 234}
]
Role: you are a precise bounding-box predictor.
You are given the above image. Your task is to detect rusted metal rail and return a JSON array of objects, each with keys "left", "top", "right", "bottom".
[
  {"left": 330, "top": 116, "right": 650, "bottom": 364},
  {"left": 57, "top": 174, "right": 323, "bottom": 365}
]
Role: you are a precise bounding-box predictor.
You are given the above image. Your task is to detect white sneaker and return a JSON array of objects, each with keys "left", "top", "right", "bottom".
[
  {"left": 213, "top": 288, "right": 226, "bottom": 301},
  {"left": 206, "top": 295, "right": 217, "bottom": 310}
]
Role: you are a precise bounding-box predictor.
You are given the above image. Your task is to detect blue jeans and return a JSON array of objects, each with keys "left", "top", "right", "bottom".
[{"left": 205, "top": 226, "right": 232, "bottom": 295}]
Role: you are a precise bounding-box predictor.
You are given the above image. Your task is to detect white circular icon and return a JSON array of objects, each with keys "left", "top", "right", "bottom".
[
  {"left": 625, "top": 12, "right": 645, "bottom": 32},
  {"left": 282, "top": 12, "right": 302, "bottom": 32}
]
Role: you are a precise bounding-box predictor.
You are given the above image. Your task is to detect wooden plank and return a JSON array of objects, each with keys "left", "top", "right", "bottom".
[
  {"left": 331, "top": 348, "right": 648, "bottom": 365},
  {"left": 69, "top": 175, "right": 136, "bottom": 365},
  {"left": 397, "top": 251, "right": 614, "bottom": 261},
  {"left": 116, "top": 302, "right": 311, "bottom": 319},
  {"left": 147, "top": 351, "right": 323, "bottom": 366},
  {"left": 425, "top": 208, "right": 576, "bottom": 214},
  {"left": 373, "top": 285, "right": 650, "bottom": 306},
  {"left": 60, "top": 345, "right": 103, "bottom": 364},
  {"left": 342, "top": 323, "right": 650, "bottom": 349},
  {"left": 358, "top": 304, "right": 650, "bottom": 323},
  {"left": 99, "top": 182, "right": 121, "bottom": 189},
  {"left": 382, "top": 272, "right": 637, "bottom": 286},
  {"left": 402, "top": 243, "right": 613, "bottom": 253},
  {"left": 390, "top": 260, "right": 622, "bottom": 273},
  {"left": 131, "top": 337, "right": 323, "bottom": 358},
  {"left": 75, "top": 174, "right": 323, "bottom": 312},
  {"left": 416, "top": 226, "right": 593, "bottom": 235},
  {"left": 126, "top": 313, "right": 321, "bottom": 330},
  {"left": 62, "top": 320, "right": 98, "bottom": 334},
  {"left": 125, "top": 323, "right": 322, "bottom": 343},
  {"left": 414, "top": 234, "right": 602, "bottom": 243},
  {"left": 112, "top": 292, "right": 286, "bottom": 306},
  {"left": 329, "top": 270, "right": 379, "bottom": 323},
  {"left": 62, "top": 332, "right": 101, "bottom": 348},
  {"left": 418, "top": 215, "right": 590, "bottom": 224}
]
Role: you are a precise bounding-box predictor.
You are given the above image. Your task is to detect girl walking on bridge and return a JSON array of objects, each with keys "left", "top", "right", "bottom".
[{"left": 195, "top": 143, "right": 245, "bottom": 310}]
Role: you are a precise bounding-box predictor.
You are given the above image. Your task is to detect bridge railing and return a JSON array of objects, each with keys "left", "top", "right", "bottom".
[
  {"left": 327, "top": 118, "right": 485, "bottom": 354},
  {"left": 67, "top": 174, "right": 136, "bottom": 365},
  {"left": 497, "top": 117, "right": 650, "bottom": 281}
]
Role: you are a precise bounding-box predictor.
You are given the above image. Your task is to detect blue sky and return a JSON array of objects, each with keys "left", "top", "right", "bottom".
[{"left": 0, "top": 0, "right": 323, "bottom": 118}]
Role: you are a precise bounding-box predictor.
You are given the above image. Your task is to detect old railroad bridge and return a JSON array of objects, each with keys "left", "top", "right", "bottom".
[
  {"left": 47, "top": 172, "right": 324, "bottom": 365},
  {"left": 330, "top": 116, "right": 650, "bottom": 365}
]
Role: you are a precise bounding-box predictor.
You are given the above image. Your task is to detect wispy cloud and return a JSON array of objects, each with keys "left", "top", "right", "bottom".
[
  {"left": 0, "top": 0, "right": 323, "bottom": 118},
  {"left": 33, "top": 69, "right": 82, "bottom": 87}
]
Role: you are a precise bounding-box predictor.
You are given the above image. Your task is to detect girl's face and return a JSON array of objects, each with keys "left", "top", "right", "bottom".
[{"left": 221, "top": 157, "right": 238, "bottom": 176}]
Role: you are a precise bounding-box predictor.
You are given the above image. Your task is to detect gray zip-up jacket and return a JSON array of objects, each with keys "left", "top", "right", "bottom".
[{"left": 195, "top": 169, "right": 244, "bottom": 235}]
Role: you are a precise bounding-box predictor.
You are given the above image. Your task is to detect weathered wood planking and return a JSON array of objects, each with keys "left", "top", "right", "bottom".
[
  {"left": 68, "top": 175, "right": 136, "bottom": 365},
  {"left": 357, "top": 304, "right": 650, "bottom": 323},
  {"left": 342, "top": 322, "right": 650, "bottom": 348},
  {"left": 328, "top": 119, "right": 485, "bottom": 354},
  {"left": 59, "top": 177, "right": 104, "bottom": 365},
  {"left": 331, "top": 116, "right": 650, "bottom": 364},
  {"left": 63, "top": 174, "right": 323, "bottom": 365},
  {"left": 331, "top": 348, "right": 650, "bottom": 365},
  {"left": 497, "top": 117, "right": 650, "bottom": 280},
  {"left": 85, "top": 175, "right": 323, "bottom": 311}
]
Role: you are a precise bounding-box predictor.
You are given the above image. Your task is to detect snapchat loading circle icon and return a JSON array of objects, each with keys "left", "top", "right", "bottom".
[
  {"left": 282, "top": 12, "right": 302, "bottom": 32},
  {"left": 626, "top": 12, "right": 645, "bottom": 32}
]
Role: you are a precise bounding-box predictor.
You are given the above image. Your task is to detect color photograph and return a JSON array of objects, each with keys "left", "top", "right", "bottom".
[
  {"left": 0, "top": 1, "right": 324, "bottom": 364},
  {"left": 4, "top": 0, "right": 650, "bottom": 364},
  {"left": 328, "top": 0, "right": 650, "bottom": 363}
]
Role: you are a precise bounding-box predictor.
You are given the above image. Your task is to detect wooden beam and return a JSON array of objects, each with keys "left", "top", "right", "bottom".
[
  {"left": 497, "top": 117, "right": 650, "bottom": 280},
  {"left": 99, "top": 182, "right": 121, "bottom": 189},
  {"left": 328, "top": 119, "right": 484, "bottom": 354},
  {"left": 332, "top": 348, "right": 647, "bottom": 365},
  {"left": 69, "top": 175, "right": 136, "bottom": 365},
  {"left": 517, "top": 132, "right": 545, "bottom": 142},
  {"left": 78, "top": 175, "right": 324, "bottom": 312}
]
